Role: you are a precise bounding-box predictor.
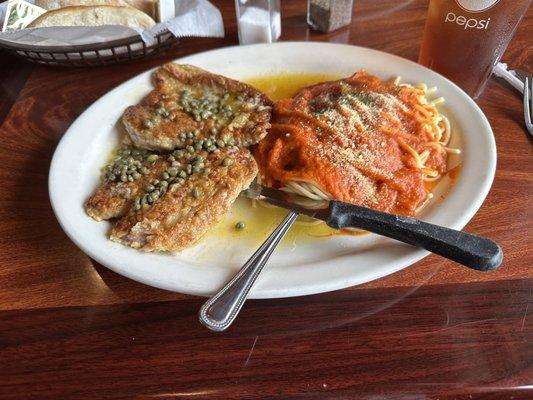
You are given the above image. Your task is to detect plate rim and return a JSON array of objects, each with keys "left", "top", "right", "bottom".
[{"left": 48, "top": 41, "right": 497, "bottom": 298}]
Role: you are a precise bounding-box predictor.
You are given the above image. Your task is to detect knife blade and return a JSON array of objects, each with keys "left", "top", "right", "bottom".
[
  {"left": 241, "top": 183, "right": 503, "bottom": 271},
  {"left": 242, "top": 182, "right": 330, "bottom": 220}
]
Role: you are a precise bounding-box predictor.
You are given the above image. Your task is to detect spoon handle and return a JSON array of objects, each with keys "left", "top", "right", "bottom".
[{"left": 199, "top": 211, "right": 298, "bottom": 332}]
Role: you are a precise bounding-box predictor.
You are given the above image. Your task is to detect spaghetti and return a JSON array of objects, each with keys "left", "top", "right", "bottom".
[{"left": 254, "top": 71, "right": 461, "bottom": 217}]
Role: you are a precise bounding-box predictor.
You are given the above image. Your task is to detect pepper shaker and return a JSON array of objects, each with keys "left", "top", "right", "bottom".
[
  {"left": 307, "top": 0, "right": 354, "bottom": 33},
  {"left": 235, "top": 0, "right": 281, "bottom": 45}
]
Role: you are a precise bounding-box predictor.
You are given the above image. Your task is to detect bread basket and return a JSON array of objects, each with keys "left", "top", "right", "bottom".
[{"left": 0, "top": 29, "right": 179, "bottom": 67}]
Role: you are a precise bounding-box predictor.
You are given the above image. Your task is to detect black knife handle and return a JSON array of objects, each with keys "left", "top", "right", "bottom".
[{"left": 326, "top": 201, "right": 503, "bottom": 271}]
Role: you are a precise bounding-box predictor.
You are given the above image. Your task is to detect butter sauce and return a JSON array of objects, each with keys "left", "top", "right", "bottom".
[{"left": 201, "top": 73, "right": 344, "bottom": 248}]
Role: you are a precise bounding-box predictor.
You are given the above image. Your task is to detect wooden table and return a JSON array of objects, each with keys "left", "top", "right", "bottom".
[{"left": 0, "top": 1, "right": 531, "bottom": 398}]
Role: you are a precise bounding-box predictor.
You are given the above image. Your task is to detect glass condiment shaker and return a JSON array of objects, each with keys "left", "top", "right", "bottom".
[
  {"left": 307, "top": 0, "right": 354, "bottom": 33},
  {"left": 235, "top": 0, "right": 281, "bottom": 45}
]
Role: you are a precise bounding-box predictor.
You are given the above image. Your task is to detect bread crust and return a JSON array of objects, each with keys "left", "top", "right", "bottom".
[
  {"left": 35, "top": 0, "right": 156, "bottom": 18},
  {"left": 28, "top": 5, "right": 156, "bottom": 29}
]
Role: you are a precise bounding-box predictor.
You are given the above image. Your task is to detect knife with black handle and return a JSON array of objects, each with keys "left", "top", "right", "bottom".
[
  {"left": 245, "top": 183, "right": 503, "bottom": 272},
  {"left": 326, "top": 201, "right": 502, "bottom": 271},
  {"left": 199, "top": 185, "right": 503, "bottom": 331}
]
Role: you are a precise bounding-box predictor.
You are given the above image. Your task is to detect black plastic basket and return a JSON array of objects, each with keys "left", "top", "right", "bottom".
[{"left": 0, "top": 29, "right": 179, "bottom": 67}]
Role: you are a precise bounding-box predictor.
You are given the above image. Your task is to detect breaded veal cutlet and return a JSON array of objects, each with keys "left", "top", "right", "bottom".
[
  {"left": 85, "top": 63, "right": 272, "bottom": 252},
  {"left": 86, "top": 147, "right": 168, "bottom": 221},
  {"left": 110, "top": 148, "right": 257, "bottom": 252},
  {"left": 123, "top": 63, "right": 273, "bottom": 151}
]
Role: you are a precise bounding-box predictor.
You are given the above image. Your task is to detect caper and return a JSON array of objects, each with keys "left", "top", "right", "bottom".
[
  {"left": 108, "top": 173, "right": 116, "bottom": 181},
  {"left": 186, "top": 132, "right": 194, "bottom": 139},
  {"left": 127, "top": 175, "right": 134, "bottom": 182},
  {"left": 222, "top": 158, "right": 233, "bottom": 167},
  {"left": 144, "top": 184, "right": 155, "bottom": 192},
  {"left": 143, "top": 119, "right": 154, "bottom": 129},
  {"left": 150, "top": 191, "right": 160, "bottom": 202},
  {"left": 147, "top": 154, "right": 158, "bottom": 163},
  {"left": 186, "top": 145, "right": 194, "bottom": 153},
  {"left": 193, "top": 130, "right": 200, "bottom": 136},
  {"left": 192, "top": 188, "right": 201, "bottom": 198},
  {"left": 152, "top": 179, "right": 160, "bottom": 185},
  {"left": 120, "top": 174, "right": 128, "bottom": 182},
  {"left": 203, "top": 167, "right": 211, "bottom": 176},
  {"left": 235, "top": 221, "right": 246, "bottom": 230},
  {"left": 167, "top": 155, "right": 175, "bottom": 162},
  {"left": 194, "top": 142, "right": 203, "bottom": 151},
  {"left": 160, "top": 180, "right": 169, "bottom": 188},
  {"left": 179, "top": 170, "right": 187, "bottom": 178},
  {"left": 186, "top": 165, "right": 193, "bottom": 174},
  {"left": 168, "top": 167, "right": 178, "bottom": 177},
  {"left": 140, "top": 167, "right": 149, "bottom": 175},
  {"left": 162, "top": 172, "right": 170, "bottom": 180},
  {"left": 216, "top": 140, "right": 225, "bottom": 148},
  {"left": 179, "top": 133, "right": 186, "bottom": 140},
  {"left": 208, "top": 145, "right": 216, "bottom": 152}
]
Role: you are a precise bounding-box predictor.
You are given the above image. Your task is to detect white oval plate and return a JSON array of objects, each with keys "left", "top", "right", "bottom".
[{"left": 49, "top": 42, "right": 496, "bottom": 298}]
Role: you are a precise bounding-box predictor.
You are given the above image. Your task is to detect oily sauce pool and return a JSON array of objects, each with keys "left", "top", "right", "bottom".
[{"left": 201, "top": 72, "right": 345, "bottom": 248}]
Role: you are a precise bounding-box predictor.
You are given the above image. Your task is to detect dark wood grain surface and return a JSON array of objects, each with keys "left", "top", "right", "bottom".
[{"left": 0, "top": 1, "right": 531, "bottom": 399}]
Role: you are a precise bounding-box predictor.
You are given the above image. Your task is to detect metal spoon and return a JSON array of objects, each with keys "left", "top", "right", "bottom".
[{"left": 199, "top": 211, "right": 298, "bottom": 332}]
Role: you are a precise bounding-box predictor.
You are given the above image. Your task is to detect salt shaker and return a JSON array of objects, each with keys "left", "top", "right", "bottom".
[
  {"left": 307, "top": 0, "right": 354, "bottom": 33},
  {"left": 235, "top": 0, "right": 281, "bottom": 45}
]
